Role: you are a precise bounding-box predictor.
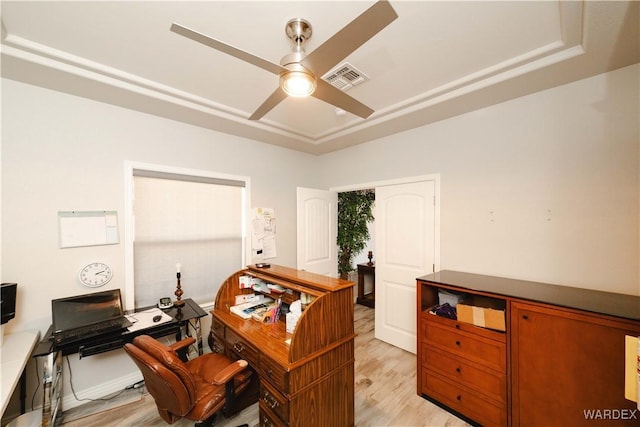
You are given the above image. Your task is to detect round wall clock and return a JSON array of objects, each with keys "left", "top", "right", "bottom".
[{"left": 79, "top": 262, "right": 113, "bottom": 288}]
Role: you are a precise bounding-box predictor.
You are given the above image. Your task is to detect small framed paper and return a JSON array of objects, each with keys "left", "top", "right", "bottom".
[{"left": 58, "top": 211, "right": 119, "bottom": 248}]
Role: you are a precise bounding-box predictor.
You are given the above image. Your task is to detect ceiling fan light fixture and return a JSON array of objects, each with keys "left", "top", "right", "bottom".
[{"left": 280, "top": 70, "right": 317, "bottom": 97}]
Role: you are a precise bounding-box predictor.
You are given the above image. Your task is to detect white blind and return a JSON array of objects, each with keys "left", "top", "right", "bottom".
[{"left": 133, "top": 173, "right": 244, "bottom": 308}]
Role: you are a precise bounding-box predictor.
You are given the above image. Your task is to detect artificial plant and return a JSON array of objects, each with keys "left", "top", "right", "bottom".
[{"left": 337, "top": 189, "right": 375, "bottom": 279}]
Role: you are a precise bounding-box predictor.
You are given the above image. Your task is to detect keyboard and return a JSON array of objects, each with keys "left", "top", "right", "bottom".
[{"left": 54, "top": 318, "right": 131, "bottom": 344}]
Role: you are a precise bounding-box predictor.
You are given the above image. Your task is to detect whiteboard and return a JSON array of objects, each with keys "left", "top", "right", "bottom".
[{"left": 58, "top": 211, "right": 119, "bottom": 248}]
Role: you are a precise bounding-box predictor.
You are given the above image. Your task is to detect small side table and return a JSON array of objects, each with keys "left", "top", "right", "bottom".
[{"left": 356, "top": 263, "right": 375, "bottom": 308}]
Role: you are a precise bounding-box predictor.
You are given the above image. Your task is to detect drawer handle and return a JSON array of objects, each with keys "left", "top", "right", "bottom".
[
  {"left": 457, "top": 394, "right": 462, "bottom": 401},
  {"left": 456, "top": 367, "right": 461, "bottom": 373},
  {"left": 455, "top": 340, "right": 461, "bottom": 347},
  {"left": 267, "top": 368, "right": 273, "bottom": 377},
  {"left": 522, "top": 314, "right": 529, "bottom": 320},
  {"left": 233, "top": 342, "right": 245, "bottom": 353},
  {"left": 455, "top": 324, "right": 461, "bottom": 329},
  {"left": 261, "top": 391, "right": 279, "bottom": 409}
]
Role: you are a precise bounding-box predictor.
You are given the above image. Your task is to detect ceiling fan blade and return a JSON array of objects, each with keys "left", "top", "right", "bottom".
[
  {"left": 301, "top": 0, "right": 398, "bottom": 77},
  {"left": 312, "top": 80, "right": 374, "bottom": 119},
  {"left": 170, "top": 23, "right": 285, "bottom": 75},
  {"left": 249, "top": 87, "right": 289, "bottom": 120}
]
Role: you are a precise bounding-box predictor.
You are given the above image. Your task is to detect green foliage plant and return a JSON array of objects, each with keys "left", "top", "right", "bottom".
[{"left": 337, "top": 190, "right": 375, "bottom": 279}]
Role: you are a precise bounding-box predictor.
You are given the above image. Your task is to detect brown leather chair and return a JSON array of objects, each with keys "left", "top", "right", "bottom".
[{"left": 124, "top": 335, "right": 251, "bottom": 427}]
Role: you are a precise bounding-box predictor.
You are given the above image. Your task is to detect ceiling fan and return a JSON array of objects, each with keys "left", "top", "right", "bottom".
[{"left": 170, "top": 1, "right": 398, "bottom": 121}]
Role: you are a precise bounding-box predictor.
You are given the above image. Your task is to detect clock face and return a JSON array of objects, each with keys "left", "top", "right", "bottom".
[{"left": 79, "top": 262, "right": 113, "bottom": 287}]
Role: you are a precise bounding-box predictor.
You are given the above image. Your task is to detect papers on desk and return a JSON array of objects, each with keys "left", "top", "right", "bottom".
[
  {"left": 230, "top": 296, "right": 273, "bottom": 319},
  {"left": 126, "top": 308, "right": 173, "bottom": 332}
]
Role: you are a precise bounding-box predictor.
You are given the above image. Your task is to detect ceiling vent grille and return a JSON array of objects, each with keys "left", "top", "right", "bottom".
[{"left": 322, "top": 63, "right": 369, "bottom": 91}]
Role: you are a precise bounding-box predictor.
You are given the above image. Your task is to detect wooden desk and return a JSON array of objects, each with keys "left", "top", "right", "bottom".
[
  {"left": 356, "top": 263, "right": 375, "bottom": 308},
  {"left": 210, "top": 265, "right": 355, "bottom": 427},
  {"left": 0, "top": 330, "right": 41, "bottom": 418}
]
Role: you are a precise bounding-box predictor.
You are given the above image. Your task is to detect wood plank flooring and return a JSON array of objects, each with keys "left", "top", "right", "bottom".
[{"left": 61, "top": 304, "right": 469, "bottom": 427}]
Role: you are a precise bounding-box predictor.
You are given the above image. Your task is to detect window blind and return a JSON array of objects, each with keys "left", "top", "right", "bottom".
[{"left": 133, "top": 173, "right": 244, "bottom": 308}]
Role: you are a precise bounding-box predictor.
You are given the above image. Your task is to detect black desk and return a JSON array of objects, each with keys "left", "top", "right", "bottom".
[{"left": 34, "top": 298, "right": 207, "bottom": 427}]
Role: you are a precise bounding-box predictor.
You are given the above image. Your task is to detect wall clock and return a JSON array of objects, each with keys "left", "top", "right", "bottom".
[{"left": 79, "top": 262, "right": 112, "bottom": 288}]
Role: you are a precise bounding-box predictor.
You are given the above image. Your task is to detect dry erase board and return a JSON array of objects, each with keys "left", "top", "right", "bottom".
[{"left": 58, "top": 211, "right": 119, "bottom": 248}]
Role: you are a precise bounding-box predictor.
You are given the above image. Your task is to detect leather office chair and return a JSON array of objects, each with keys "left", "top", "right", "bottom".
[{"left": 124, "top": 335, "right": 251, "bottom": 427}]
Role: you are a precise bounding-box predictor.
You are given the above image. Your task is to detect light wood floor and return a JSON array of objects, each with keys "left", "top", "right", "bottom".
[{"left": 61, "top": 304, "right": 469, "bottom": 427}]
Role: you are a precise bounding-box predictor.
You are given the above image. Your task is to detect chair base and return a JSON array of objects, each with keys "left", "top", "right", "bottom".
[{"left": 194, "top": 415, "right": 216, "bottom": 427}]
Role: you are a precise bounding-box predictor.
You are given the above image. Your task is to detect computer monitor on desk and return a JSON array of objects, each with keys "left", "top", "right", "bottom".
[
  {"left": 1, "top": 283, "right": 17, "bottom": 325},
  {"left": 51, "top": 289, "right": 132, "bottom": 345}
]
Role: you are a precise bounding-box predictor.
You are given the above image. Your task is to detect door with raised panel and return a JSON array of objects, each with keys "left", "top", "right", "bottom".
[
  {"left": 296, "top": 187, "right": 338, "bottom": 276},
  {"left": 375, "top": 180, "right": 435, "bottom": 353}
]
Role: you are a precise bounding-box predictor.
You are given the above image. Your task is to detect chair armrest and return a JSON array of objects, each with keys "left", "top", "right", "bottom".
[
  {"left": 213, "top": 360, "right": 249, "bottom": 385},
  {"left": 168, "top": 337, "right": 196, "bottom": 352}
]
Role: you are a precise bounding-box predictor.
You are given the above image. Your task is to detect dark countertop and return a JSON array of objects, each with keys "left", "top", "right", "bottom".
[{"left": 418, "top": 270, "right": 640, "bottom": 321}]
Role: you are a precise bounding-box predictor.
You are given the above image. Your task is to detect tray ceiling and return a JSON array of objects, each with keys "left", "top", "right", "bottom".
[{"left": 1, "top": 1, "right": 638, "bottom": 154}]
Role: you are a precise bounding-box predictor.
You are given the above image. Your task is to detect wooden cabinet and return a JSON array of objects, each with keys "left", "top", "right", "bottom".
[
  {"left": 417, "top": 270, "right": 640, "bottom": 427},
  {"left": 511, "top": 301, "right": 640, "bottom": 426},
  {"left": 418, "top": 280, "right": 508, "bottom": 426},
  {"left": 210, "top": 265, "right": 355, "bottom": 427}
]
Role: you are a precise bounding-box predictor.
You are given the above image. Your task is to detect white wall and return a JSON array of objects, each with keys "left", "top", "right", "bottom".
[
  {"left": 2, "top": 63, "right": 638, "bottom": 416},
  {"left": 318, "top": 64, "right": 640, "bottom": 295},
  {"left": 1, "top": 78, "right": 321, "bottom": 411}
]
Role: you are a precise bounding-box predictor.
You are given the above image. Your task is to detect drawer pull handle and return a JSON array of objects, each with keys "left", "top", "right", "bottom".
[
  {"left": 455, "top": 324, "right": 461, "bottom": 329},
  {"left": 522, "top": 314, "right": 529, "bottom": 320},
  {"left": 455, "top": 340, "right": 461, "bottom": 346},
  {"left": 233, "top": 342, "right": 245, "bottom": 353},
  {"left": 456, "top": 367, "right": 461, "bottom": 373},
  {"left": 261, "top": 391, "right": 279, "bottom": 409},
  {"left": 267, "top": 368, "right": 273, "bottom": 376},
  {"left": 456, "top": 395, "right": 462, "bottom": 401}
]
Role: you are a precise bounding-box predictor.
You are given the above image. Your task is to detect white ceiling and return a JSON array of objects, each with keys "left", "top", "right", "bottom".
[{"left": 1, "top": 1, "right": 638, "bottom": 154}]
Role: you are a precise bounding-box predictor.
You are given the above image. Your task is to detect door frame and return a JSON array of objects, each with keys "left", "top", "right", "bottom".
[{"left": 330, "top": 173, "right": 441, "bottom": 272}]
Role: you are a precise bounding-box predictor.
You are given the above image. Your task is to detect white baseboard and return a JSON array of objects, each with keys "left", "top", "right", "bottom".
[{"left": 62, "top": 371, "right": 143, "bottom": 410}]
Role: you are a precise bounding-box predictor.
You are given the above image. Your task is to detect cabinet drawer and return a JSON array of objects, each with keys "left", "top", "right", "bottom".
[
  {"left": 260, "top": 353, "right": 288, "bottom": 392},
  {"left": 225, "top": 328, "right": 259, "bottom": 367},
  {"left": 423, "top": 371, "right": 506, "bottom": 426},
  {"left": 260, "top": 380, "right": 289, "bottom": 424},
  {"left": 423, "top": 345, "right": 505, "bottom": 403},
  {"left": 423, "top": 322, "right": 505, "bottom": 371}
]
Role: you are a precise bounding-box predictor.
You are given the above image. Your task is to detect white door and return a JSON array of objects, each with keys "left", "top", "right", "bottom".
[
  {"left": 375, "top": 180, "right": 436, "bottom": 353},
  {"left": 296, "top": 187, "right": 338, "bottom": 276}
]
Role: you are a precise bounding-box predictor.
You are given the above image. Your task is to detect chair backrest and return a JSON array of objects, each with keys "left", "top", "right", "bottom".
[{"left": 124, "top": 335, "right": 197, "bottom": 423}]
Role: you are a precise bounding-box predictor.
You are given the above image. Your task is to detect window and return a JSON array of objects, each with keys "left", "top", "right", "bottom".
[{"left": 124, "top": 163, "right": 249, "bottom": 310}]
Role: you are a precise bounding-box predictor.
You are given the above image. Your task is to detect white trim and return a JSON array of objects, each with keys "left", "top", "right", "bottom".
[
  {"left": 123, "top": 161, "right": 251, "bottom": 311},
  {"left": 329, "top": 174, "right": 441, "bottom": 272},
  {"left": 62, "top": 370, "right": 143, "bottom": 411}
]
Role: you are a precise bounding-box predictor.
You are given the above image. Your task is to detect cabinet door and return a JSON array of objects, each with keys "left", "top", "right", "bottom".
[{"left": 511, "top": 301, "right": 640, "bottom": 426}]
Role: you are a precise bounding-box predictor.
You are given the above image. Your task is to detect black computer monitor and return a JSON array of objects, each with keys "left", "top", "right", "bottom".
[{"left": 1, "top": 283, "right": 17, "bottom": 325}]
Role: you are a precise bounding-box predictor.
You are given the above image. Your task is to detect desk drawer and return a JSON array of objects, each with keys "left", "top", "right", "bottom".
[
  {"left": 211, "top": 316, "right": 225, "bottom": 338},
  {"left": 208, "top": 330, "right": 225, "bottom": 354},
  {"left": 259, "top": 407, "right": 287, "bottom": 427},
  {"left": 423, "top": 345, "right": 505, "bottom": 403},
  {"left": 423, "top": 322, "right": 505, "bottom": 371},
  {"left": 225, "top": 328, "right": 259, "bottom": 367},
  {"left": 260, "top": 380, "right": 289, "bottom": 424},
  {"left": 260, "top": 353, "right": 288, "bottom": 392}
]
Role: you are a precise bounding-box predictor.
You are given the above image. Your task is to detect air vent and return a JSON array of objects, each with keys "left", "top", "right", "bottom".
[{"left": 322, "top": 63, "right": 369, "bottom": 91}]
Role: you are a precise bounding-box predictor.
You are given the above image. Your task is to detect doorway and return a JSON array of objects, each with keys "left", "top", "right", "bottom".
[{"left": 297, "top": 175, "right": 440, "bottom": 353}]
